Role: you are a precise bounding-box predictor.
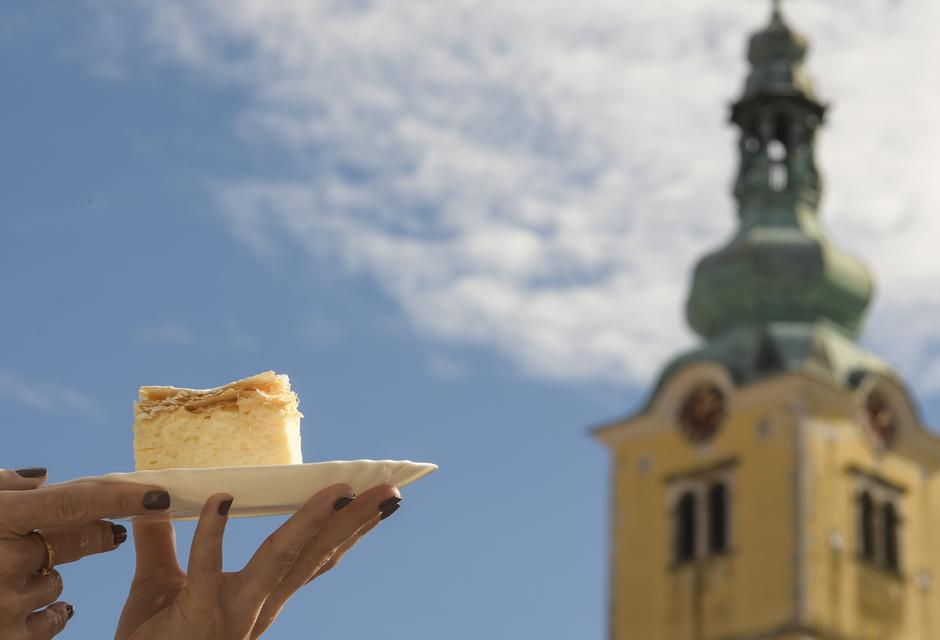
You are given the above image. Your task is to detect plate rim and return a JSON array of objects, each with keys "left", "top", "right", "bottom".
[
  {"left": 57, "top": 459, "right": 439, "bottom": 484},
  {"left": 52, "top": 459, "right": 438, "bottom": 520}
]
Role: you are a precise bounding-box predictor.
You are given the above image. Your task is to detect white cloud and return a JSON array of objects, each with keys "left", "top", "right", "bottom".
[
  {"left": 90, "top": 0, "right": 940, "bottom": 392},
  {"left": 0, "top": 369, "right": 107, "bottom": 422}
]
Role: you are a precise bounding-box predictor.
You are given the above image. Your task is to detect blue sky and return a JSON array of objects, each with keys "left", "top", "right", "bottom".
[{"left": 2, "top": 1, "right": 939, "bottom": 639}]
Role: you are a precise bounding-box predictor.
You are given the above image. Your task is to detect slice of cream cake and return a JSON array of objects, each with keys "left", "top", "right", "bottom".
[{"left": 134, "top": 371, "right": 302, "bottom": 470}]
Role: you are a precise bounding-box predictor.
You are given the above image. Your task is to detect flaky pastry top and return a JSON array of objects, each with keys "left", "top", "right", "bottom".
[{"left": 134, "top": 371, "right": 299, "bottom": 418}]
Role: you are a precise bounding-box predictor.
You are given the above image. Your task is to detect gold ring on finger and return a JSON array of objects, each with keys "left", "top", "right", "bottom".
[{"left": 31, "top": 531, "right": 55, "bottom": 576}]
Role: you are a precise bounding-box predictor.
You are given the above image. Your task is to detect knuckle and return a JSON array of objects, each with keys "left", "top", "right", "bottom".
[
  {"left": 91, "top": 523, "right": 108, "bottom": 550},
  {"left": 40, "top": 570, "right": 65, "bottom": 602},
  {"left": 200, "top": 528, "right": 224, "bottom": 545},
  {"left": 274, "top": 545, "right": 299, "bottom": 566},
  {"left": 51, "top": 606, "right": 68, "bottom": 633},
  {"left": 117, "top": 490, "right": 141, "bottom": 516},
  {"left": 267, "top": 540, "right": 300, "bottom": 574},
  {"left": 56, "top": 492, "right": 88, "bottom": 523},
  {"left": 267, "top": 535, "right": 298, "bottom": 561}
]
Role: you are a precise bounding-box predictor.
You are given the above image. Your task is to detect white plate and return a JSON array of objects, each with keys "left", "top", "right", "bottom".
[{"left": 61, "top": 460, "right": 438, "bottom": 520}]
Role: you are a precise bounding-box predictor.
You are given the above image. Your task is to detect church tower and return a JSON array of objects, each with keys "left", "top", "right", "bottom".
[{"left": 594, "top": 5, "right": 940, "bottom": 639}]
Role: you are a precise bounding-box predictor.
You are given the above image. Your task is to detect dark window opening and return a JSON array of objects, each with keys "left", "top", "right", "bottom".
[
  {"left": 859, "top": 491, "right": 875, "bottom": 560},
  {"left": 884, "top": 502, "right": 900, "bottom": 571},
  {"left": 707, "top": 483, "right": 728, "bottom": 554},
  {"left": 676, "top": 492, "right": 697, "bottom": 564},
  {"left": 773, "top": 115, "right": 790, "bottom": 147}
]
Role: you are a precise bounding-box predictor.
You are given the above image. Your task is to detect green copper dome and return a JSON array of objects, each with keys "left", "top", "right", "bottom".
[
  {"left": 686, "top": 199, "right": 874, "bottom": 341},
  {"left": 686, "top": 3, "right": 873, "bottom": 343}
]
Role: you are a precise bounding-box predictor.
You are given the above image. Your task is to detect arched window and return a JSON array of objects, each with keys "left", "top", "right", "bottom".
[
  {"left": 675, "top": 491, "right": 697, "bottom": 564},
  {"left": 707, "top": 483, "right": 728, "bottom": 554},
  {"left": 858, "top": 491, "right": 875, "bottom": 560},
  {"left": 884, "top": 502, "right": 900, "bottom": 571}
]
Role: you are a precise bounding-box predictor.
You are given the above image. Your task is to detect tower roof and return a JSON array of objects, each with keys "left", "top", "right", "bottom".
[
  {"left": 748, "top": 2, "right": 807, "bottom": 67},
  {"left": 734, "top": 2, "right": 822, "bottom": 123},
  {"left": 667, "top": 2, "right": 882, "bottom": 393}
]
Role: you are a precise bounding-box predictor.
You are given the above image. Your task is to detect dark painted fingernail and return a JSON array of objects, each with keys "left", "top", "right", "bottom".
[
  {"left": 218, "top": 498, "right": 233, "bottom": 516},
  {"left": 333, "top": 495, "right": 355, "bottom": 511},
  {"left": 15, "top": 467, "right": 47, "bottom": 478},
  {"left": 111, "top": 524, "right": 127, "bottom": 545},
  {"left": 379, "top": 497, "right": 402, "bottom": 520},
  {"left": 380, "top": 503, "right": 401, "bottom": 520},
  {"left": 143, "top": 490, "right": 171, "bottom": 510},
  {"left": 378, "top": 497, "right": 401, "bottom": 513},
  {"left": 65, "top": 603, "right": 74, "bottom": 619}
]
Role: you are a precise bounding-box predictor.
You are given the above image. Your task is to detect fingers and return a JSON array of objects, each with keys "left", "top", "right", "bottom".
[
  {"left": 14, "top": 521, "right": 127, "bottom": 573},
  {"left": 0, "top": 482, "right": 171, "bottom": 535},
  {"left": 132, "top": 516, "right": 180, "bottom": 578},
  {"left": 21, "top": 570, "right": 64, "bottom": 614},
  {"left": 308, "top": 515, "right": 380, "bottom": 583},
  {"left": 236, "top": 483, "right": 355, "bottom": 606},
  {"left": 24, "top": 602, "right": 72, "bottom": 640},
  {"left": 0, "top": 469, "right": 48, "bottom": 491},
  {"left": 185, "top": 493, "right": 232, "bottom": 602},
  {"left": 251, "top": 484, "right": 399, "bottom": 636},
  {"left": 279, "top": 485, "right": 398, "bottom": 591}
]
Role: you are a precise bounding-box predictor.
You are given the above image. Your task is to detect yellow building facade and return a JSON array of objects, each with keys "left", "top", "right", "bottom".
[
  {"left": 594, "top": 6, "right": 940, "bottom": 640},
  {"left": 597, "top": 367, "right": 940, "bottom": 640}
]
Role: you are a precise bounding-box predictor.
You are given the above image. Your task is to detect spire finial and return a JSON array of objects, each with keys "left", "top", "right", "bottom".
[{"left": 772, "top": 0, "right": 782, "bottom": 18}]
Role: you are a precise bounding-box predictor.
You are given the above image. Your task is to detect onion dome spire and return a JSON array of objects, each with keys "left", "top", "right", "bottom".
[
  {"left": 644, "top": 2, "right": 890, "bottom": 396},
  {"left": 685, "top": 2, "right": 872, "bottom": 343}
]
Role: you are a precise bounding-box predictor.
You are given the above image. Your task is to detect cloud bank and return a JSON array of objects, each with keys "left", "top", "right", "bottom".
[{"left": 89, "top": 0, "right": 940, "bottom": 391}]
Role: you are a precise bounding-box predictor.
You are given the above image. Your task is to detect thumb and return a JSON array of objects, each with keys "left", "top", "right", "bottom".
[{"left": 133, "top": 516, "right": 181, "bottom": 577}]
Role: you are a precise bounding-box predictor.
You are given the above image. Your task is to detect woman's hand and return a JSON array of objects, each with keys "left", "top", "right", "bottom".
[
  {"left": 0, "top": 467, "right": 171, "bottom": 640},
  {"left": 116, "top": 483, "right": 402, "bottom": 640}
]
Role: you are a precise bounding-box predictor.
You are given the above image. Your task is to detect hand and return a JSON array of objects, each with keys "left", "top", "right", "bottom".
[
  {"left": 0, "top": 467, "right": 172, "bottom": 640},
  {"left": 116, "top": 483, "right": 402, "bottom": 640}
]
